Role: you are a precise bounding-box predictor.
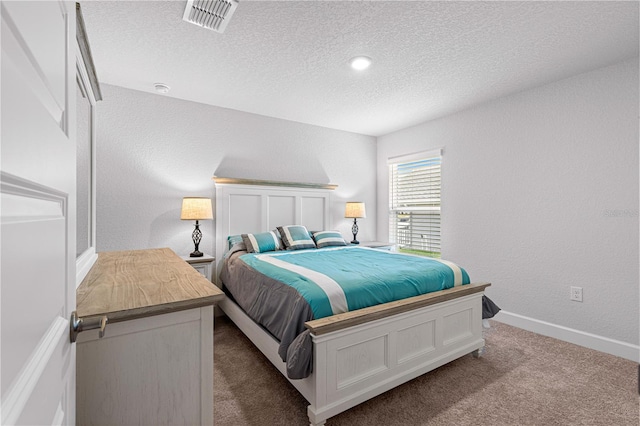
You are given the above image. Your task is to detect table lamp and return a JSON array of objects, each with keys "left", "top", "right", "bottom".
[
  {"left": 181, "top": 197, "right": 213, "bottom": 257},
  {"left": 345, "top": 201, "right": 366, "bottom": 244}
]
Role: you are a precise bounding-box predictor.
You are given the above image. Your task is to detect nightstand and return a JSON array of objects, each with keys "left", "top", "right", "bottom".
[
  {"left": 181, "top": 253, "right": 215, "bottom": 282},
  {"left": 357, "top": 241, "right": 397, "bottom": 251}
]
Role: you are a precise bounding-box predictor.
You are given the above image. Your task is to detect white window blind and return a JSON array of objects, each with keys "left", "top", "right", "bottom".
[{"left": 389, "top": 150, "right": 441, "bottom": 257}]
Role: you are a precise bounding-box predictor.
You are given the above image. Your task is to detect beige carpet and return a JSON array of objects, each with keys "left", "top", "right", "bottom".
[{"left": 214, "top": 317, "right": 639, "bottom": 425}]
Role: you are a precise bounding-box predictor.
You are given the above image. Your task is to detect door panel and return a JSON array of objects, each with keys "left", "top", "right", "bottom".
[
  {"left": 1, "top": 1, "right": 67, "bottom": 128},
  {"left": 1, "top": 1, "right": 76, "bottom": 425},
  {"left": 0, "top": 181, "right": 67, "bottom": 396},
  {"left": 1, "top": 36, "right": 73, "bottom": 183}
]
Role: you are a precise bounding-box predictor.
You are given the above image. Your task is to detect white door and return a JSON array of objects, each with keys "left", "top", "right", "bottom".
[{"left": 1, "top": 1, "right": 77, "bottom": 424}]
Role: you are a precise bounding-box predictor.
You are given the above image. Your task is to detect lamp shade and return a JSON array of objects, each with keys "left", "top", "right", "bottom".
[
  {"left": 345, "top": 202, "right": 366, "bottom": 219},
  {"left": 180, "top": 197, "right": 213, "bottom": 220}
]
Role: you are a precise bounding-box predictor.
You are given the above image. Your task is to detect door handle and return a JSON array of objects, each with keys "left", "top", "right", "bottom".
[{"left": 70, "top": 311, "right": 108, "bottom": 343}]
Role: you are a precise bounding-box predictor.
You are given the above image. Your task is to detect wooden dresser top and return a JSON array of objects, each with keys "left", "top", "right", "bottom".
[{"left": 77, "top": 248, "right": 224, "bottom": 323}]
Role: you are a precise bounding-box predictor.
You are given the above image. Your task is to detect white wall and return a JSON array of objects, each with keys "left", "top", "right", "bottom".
[
  {"left": 96, "top": 60, "right": 638, "bottom": 357},
  {"left": 95, "top": 84, "right": 376, "bottom": 257},
  {"left": 377, "top": 59, "right": 639, "bottom": 350}
]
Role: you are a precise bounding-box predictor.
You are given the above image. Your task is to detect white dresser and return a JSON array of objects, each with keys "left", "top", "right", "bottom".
[{"left": 76, "top": 248, "right": 224, "bottom": 425}]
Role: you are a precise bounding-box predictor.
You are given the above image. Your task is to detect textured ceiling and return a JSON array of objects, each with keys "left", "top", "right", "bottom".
[{"left": 80, "top": 1, "right": 638, "bottom": 136}]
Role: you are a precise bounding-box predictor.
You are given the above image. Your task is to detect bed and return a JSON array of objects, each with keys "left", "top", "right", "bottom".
[{"left": 214, "top": 178, "right": 490, "bottom": 426}]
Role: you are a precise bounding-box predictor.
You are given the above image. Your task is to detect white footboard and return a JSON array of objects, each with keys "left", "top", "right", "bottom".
[
  {"left": 306, "top": 292, "right": 484, "bottom": 425},
  {"left": 220, "top": 289, "right": 485, "bottom": 426}
]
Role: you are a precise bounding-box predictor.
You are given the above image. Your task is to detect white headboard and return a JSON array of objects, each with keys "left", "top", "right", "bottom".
[{"left": 214, "top": 178, "right": 336, "bottom": 283}]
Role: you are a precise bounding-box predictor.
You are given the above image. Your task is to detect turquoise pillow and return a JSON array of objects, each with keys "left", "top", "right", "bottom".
[
  {"left": 312, "top": 231, "right": 347, "bottom": 249},
  {"left": 277, "top": 225, "right": 316, "bottom": 250},
  {"left": 242, "top": 231, "right": 281, "bottom": 253}
]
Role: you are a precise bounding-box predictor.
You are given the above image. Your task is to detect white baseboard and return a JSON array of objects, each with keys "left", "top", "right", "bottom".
[{"left": 493, "top": 311, "right": 639, "bottom": 363}]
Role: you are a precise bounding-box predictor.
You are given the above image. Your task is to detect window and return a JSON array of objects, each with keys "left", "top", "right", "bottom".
[{"left": 389, "top": 149, "right": 441, "bottom": 258}]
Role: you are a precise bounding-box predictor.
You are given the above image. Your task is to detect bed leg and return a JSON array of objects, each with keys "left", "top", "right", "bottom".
[
  {"left": 472, "top": 346, "right": 485, "bottom": 358},
  {"left": 308, "top": 409, "right": 326, "bottom": 426}
]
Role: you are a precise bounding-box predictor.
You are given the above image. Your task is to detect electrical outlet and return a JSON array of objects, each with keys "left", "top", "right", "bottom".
[{"left": 570, "top": 286, "right": 583, "bottom": 302}]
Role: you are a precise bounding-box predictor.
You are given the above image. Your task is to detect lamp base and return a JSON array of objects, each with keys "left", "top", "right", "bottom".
[
  {"left": 190, "top": 220, "right": 204, "bottom": 257},
  {"left": 351, "top": 218, "right": 360, "bottom": 246}
]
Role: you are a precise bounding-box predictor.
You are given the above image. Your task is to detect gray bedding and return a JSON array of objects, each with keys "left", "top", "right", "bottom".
[{"left": 219, "top": 248, "right": 314, "bottom": 379}]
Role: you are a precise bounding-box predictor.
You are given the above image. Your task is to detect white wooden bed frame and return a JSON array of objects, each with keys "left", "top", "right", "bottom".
[{"left": 214, "top": 178, "right": 489, "bottom": 426}]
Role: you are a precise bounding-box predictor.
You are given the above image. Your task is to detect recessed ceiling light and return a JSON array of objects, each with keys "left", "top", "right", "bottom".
[
  {"left": 350, "top": 56, "right": 372, "bottom": 71},
  {"left": 154, "top": 83, "right": 170, "bottom": 94}
]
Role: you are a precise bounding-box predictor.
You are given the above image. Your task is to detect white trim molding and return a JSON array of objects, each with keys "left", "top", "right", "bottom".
[
  {"left": 494, "top": 311, "right": 639, "bottom": 363},
  {"left": 387, "top": 147, "right": 442, "bottom": 165},
  {"left": 213, "top": 176, "right": 337, "bottom": 190},
  {"left": 76, "top": 247, "right": 97, "bottom": 287}
]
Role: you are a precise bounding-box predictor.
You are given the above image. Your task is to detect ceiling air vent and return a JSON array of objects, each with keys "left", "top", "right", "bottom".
[{"left": 183, "top": 0, "right": 239, "bottom": 33}]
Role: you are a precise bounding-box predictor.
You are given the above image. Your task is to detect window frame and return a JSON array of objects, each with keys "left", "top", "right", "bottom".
[{"left": 388, "top": 148, "right": 442, "bottom": 258}]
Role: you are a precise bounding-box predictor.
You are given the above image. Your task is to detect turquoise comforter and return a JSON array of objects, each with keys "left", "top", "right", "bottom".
[{"left": 240, "top": 246, "right": 470, "bottom": 319}]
